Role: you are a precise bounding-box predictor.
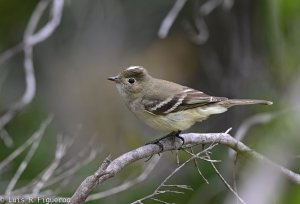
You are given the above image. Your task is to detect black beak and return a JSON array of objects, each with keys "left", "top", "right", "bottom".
[{"left": 107, "top": 76, "right": 118, "bottom": 82}]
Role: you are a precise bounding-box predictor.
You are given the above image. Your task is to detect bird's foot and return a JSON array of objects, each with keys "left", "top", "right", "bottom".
[
  {"left": 145, "top": 130, "right": 184, "bottom": 152},
  {"left": 173, "top": 130, "right": 184, "bottom": 145}
]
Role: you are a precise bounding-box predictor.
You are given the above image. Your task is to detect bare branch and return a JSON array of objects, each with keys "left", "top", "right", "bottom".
[
  {"left": 70, "top": 132, "right": 300, "bottom": 204},
  {"left": 235, "top": 113, "right": 276, "bottom": 142},
  {"left": 183, "top": 17, "right": 209, "bottom": 44},
  {"left": 43, "top": 148, "right": 98, "bottom": 190},
  {"left": 32, "top": 135, "right": 67, "bottom": 195},
  {"left": 132, "top": 145, "right": 215, "bottom": 204},
  {"left": 190, "top": 147, "right": 210, "bottom": 184},
  {"left": 223, "top": 0, "right": 235, "bottom": 10},
  {"left": 0, "top": 116, "right": 53, "bottom": 173},
  {"left": 0, "top": 129, "right": 13, "bottom": 147},
  {"left": 150, "top": 197, "right": 171, "bottom": 204},
  {"left": 229, "top": 112, "right": 277, "bottom": 159},
  {"left": 206, "top": 153, "right": 246, "bottom": 204},
  {"left": 0, "top": 43, "right": 23, "bottom": 66},
  {"left": 70, "top": 156, "right": 112, "bottom": 204},
  {"left": 5, "top": 116, "right": 53, "bottom": 195},
  {"left": 13, "top": 146, "right": 98, "bottom": 196},
  {"left": 0, "top": 0, "right": 64, "bottom": 134},
  {"left": 54, "top": 135, "right": 96, "bottom": 175},
  {"left": 199, "top": 0, "right": 223, "bottom": 16},
  {"left": 183, "top": 148, "right": 221, "bottom": 163},
  {"left": 158, "top": 0, "right": 187, "bottom": 38},
  {"left": 87, "top": 156, "right": 160, "bottom": 201},
  {"left": 181, "top": 0, "right": 236, "bottom": 44},
  {"left": 26, "top": 0, "right": 64, "bottom": 45},
  {"left": 5, "top": 136, "right": 43, "bottom": 195}
]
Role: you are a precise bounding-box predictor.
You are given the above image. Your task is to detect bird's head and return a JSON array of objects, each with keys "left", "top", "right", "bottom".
[{"left": 108, "top": 66, "right": 151, "bottom": 99}]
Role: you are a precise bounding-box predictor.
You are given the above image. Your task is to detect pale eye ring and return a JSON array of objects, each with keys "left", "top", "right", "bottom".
[{"left": 128, "top": 78, "right": 135, "bottom": 84}]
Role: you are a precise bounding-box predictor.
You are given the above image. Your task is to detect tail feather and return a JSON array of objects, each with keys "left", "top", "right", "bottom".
[{"left": 218, "top": 99, "right": 273, "bottom": 108}]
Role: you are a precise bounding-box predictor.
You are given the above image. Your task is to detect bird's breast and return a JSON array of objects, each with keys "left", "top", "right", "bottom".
[{"left": 135, "top": 109, "right": 199, "bottom": 132}]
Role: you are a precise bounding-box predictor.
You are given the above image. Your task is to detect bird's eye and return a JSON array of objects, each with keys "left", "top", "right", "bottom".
[{"left": 128, "top": 78, "right": 135, "bottom": 84}]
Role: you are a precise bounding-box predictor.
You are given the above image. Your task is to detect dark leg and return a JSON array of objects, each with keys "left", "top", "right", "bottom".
[
  {"left": 174, "top": 130, "right": 184, "bottom": 145},
  {"left": 145, "top": 130, "right": 184, "bottom": 152}
]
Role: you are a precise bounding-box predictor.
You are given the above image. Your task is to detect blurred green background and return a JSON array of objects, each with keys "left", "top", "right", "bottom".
[{"left": 0, "top": 0, "right": 300, "bottom": 203}]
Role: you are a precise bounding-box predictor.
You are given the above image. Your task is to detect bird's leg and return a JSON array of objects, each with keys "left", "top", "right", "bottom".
[
  {"left": 145, "top": 130, "right": 184, "bottom": 152},
  {"left": 145, "top": 132, "right": 174, "bottom": 152},
  {"left": 173, "top": 130, "right": 184, "bottom": 145}
]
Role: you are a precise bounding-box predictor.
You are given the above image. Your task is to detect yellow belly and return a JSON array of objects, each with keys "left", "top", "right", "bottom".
[{"left": 136, "top": 105, "right": 227, "bottom": 132}]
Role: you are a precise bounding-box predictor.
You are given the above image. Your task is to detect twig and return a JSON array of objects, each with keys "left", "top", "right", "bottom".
[
  {"left": 10, "top": 135, "right": 99, "bottom": 196},
  {"left": 0, "top": 1, "right": 47, "bottom": 131},
  {"left": 87, "top": 156, "right": 160, "bottom": 201},
  {"left": 223, "top": 0, "right": 235, "bottom": 10},
  {"left": 32, "top": 135, "right": 67, "bottom": 195},
  {"left": 162, "top": 184, "right": 193, "bottom": 191},
  {"left": 0, "top": 0, "right": 64, "bottom": 134},
  {"left": 150, "top": 197, "right": 171, "bottom": 204},
  {"left": 183, "top": 148, "right": 221, "bottom": 163},
  {"left": 206, "top": 153, "right": 246, "bottom": 204},
  {"left": 182, "top": 15, "right": 209, "bottom": 44},
  {"left": 234, "top": 113, "right": 276, "bottom": 142},
  {"left": 0, "top": 116, "right": 53, "bottom": 173},
  {"left": 0, "top": 43, "right": 24, "bottom": 66},
  {"left": 55, "top": 135, "right": 96, "bottom": 175},
  {"left": 199, "top": 0, "right": 223, "bottom": 15},
  {"left": 0, "top": 129, "right": 13, "bottom": 147},
  {"left": 182, "top": 0, "right": 236, "bottom": 44},
  {"left": 232, "top": 161, "right": 239, "bottom": 204},
  {"left": 5, "top": 117, "right": 53, "bottom": 195},
  {"left": 190, "top": 147, "right": 209, "bottom": 183},
  {"left": 229, "top": 112, "right": 277, "bottom": 158},
  {"left": 132, "top": 145, "right": 215, "bottom": 204},
  {"left": 41, "top": 148, "right": 98, "bottom": 190},
  {"left": 158, "top": 0, "right": 187, "bottom": 38}
]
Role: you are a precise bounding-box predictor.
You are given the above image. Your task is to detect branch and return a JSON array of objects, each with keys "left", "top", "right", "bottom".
[
  {"left": 70, "top": 156, "right": 112, "bottom": 204},
  {"left": 5, "top": 131, "right": 43, "bottom": 195},
  {"left": 0, "top": 118, "right": 101, "bottom": 203},
  {"left": 32, "top": 135, "right": 67, "bottom": 195},
  {"left": 4, "top": 116, "right": 53, "bottom": 195},
  {"left": 158, "top": 0, "right": 187, "bottom": 38},
  {"left": 229, "top": 112, "right": 277, "bottom": 158},
  {"left": 87, "top": 156, "right": 160, "bottom": 201},
  {"left": 234, "top": 113, "right": 276, "bottom": 142},
  {"left": 0, "top": 116, "right": 53, "bottom": 173},
  {"left": 0, "top": 129, "right": 13, "bottom": 147},
  {"left": 0, "top": 43, "right": 23, "bottom": 66},
  {"left": 206, "top": 153, "right": 246, "bottom": 204},
  {"left": 199, "top": 0, "right": 223, "bottom": 16},
  {"left": 132, "top": 145, "right": 215, "bottom": 204},
  {"left": 0, "top": 0, "right": 64, "bottom": 135},
  {"left": 9, "top": 136, "right": 99, "bottom": 196},
  {"left": 70, "top": 132, "right": 300, "bottom": 204}
]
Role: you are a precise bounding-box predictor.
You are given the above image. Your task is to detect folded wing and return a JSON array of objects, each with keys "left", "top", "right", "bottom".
[{"left": 143, "top": 88, "right": 227, "bottom": 115}]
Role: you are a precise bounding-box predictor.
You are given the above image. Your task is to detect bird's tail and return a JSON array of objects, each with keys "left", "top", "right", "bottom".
[{"left": 218, "top": 99, "right": 273, "bottom": 108}]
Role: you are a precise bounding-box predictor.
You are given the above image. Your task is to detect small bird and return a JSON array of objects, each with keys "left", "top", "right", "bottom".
[{"left": 108, "top": 66, "right": 272, "bottom": 147}]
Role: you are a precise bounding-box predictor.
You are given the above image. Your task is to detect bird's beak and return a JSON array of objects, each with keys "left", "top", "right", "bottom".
[{"left": 107, "top": 76, "right": 118, "bottom": 82}]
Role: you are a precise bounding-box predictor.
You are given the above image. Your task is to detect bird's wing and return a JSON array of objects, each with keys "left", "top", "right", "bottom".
[{"left": 142, "top": 88, "right": 227, "bottom": 116}]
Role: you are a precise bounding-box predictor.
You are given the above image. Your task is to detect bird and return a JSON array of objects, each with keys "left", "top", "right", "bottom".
[{"left": 108, "top": 66, "right": 273, "bottom": 148}]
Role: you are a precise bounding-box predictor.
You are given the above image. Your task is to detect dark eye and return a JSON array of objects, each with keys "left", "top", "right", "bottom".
[{"left": 128, "top": 78, "right": 135, "bottom": 84}]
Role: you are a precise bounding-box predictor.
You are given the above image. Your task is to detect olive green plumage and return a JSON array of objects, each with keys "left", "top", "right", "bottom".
[{"left": 108, "top": 66, "right": 272, "bottom": 132}]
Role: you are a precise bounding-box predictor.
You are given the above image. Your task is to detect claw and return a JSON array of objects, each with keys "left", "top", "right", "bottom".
[
  {"left": 145, "top": 139, "right": 164, "bottom": 152},
  {"left": 145, "top": 130, "right": 184, "bottom": 152},
  {"left": 174, "top": 130, "right": 184, "bottom": 145}
]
